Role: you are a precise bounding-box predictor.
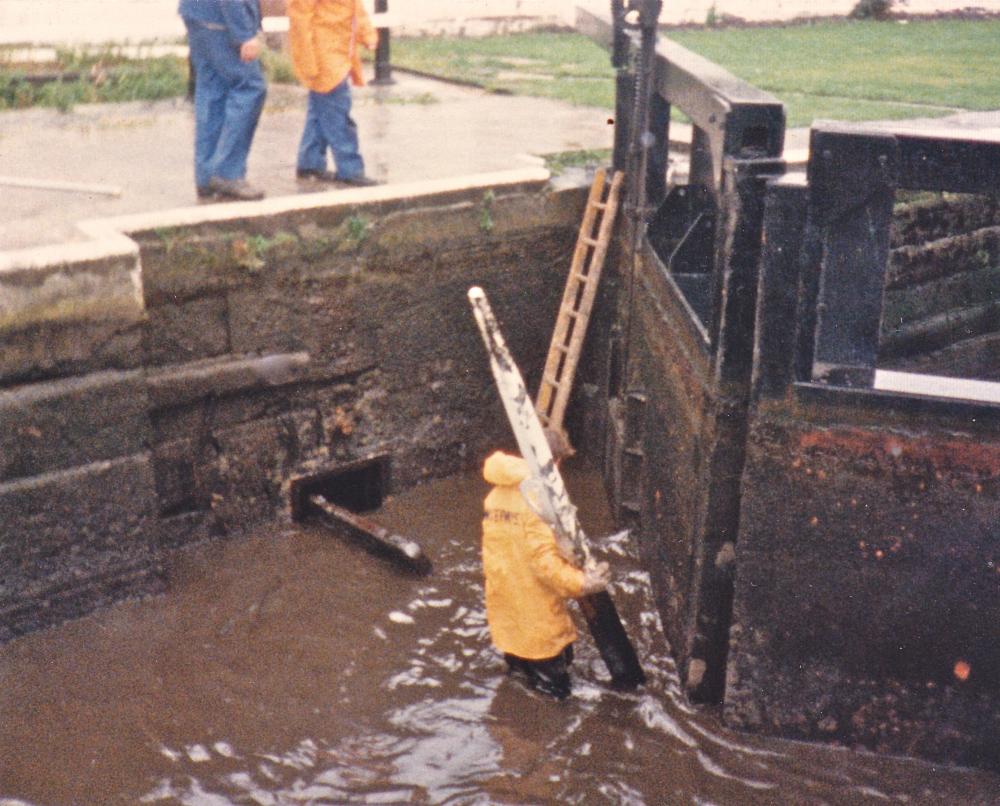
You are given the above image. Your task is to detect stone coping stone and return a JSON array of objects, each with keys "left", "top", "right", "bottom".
[
  {"left": 106, "top": 168, "right": 551, "bottom": 242},
  {"left": 0, "top": 248, "right": 142, "bottom": 338},
  {"left": 0, "top": 167, "right": 549, "bottom": 280},
  {"left": 0, "top": 168, "right": 550, "bottom": 386}
]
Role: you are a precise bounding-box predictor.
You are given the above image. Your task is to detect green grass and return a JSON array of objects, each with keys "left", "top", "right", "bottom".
[
  {"left": 0, "top": 44, "right": 295, "bottom": 112},
  {"left": 0, "top": 46, "right": 188, "bottom": 111},
  {"left": 393, "top": 20, "right": 1000, "bottom": 127},
  {"left": 543, "top": 148, "right": 613, "bottom": 174},
  {"left": 392, "top": 32, "right": 616, "bottom": 108},
  {"left": 669, "top": 19, "right": 1000, "bottom": 126},
  {"left": 259, "top": 47, "right": 298, "bottom": 85},
  {"left": 3, "top": 20, "right": 1000, "bottom": 126}
]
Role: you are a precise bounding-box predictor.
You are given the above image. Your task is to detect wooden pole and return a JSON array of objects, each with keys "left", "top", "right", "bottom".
[{"left": 307, "top": 494, "right": 432, "bottom": 576}]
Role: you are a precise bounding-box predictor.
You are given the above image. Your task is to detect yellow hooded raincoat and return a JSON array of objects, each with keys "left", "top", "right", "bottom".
[
  {"left": 288, "top": 0, "right": 377, "bottom": 93},
  {"left": 481, "top": 451, "right": 585, "bottom": 661}
]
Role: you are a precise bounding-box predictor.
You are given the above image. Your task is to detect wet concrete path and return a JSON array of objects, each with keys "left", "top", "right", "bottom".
[
  {"left": 1, "top": 464, "right": 998, "bottom": 804},
  {"left": 0, "top": 74, "right": 614, "bottom": 252}
]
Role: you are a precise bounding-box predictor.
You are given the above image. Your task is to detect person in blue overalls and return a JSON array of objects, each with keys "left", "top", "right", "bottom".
[{"left": 179, "top": 0, "right": 268, "bottom": 201}]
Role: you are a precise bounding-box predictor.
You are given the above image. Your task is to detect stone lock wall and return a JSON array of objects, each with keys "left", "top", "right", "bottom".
[
  {"left": 0, "top": 240, "right": 155, "bottom": 639},
  {"left": 0, "top": 172, "right": 588, "bottom": 641}
]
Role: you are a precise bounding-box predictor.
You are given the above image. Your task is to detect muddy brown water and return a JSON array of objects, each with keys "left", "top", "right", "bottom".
[{"left": 1, "top": 464, "right": 997, "bottom": 805}]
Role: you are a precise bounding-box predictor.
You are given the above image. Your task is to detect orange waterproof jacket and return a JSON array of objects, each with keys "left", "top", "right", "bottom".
[
  {"left": 287, "top": 0, "right": 377, "bottom": 93},
  {"left": 481, "top": 451, "right": 585, "bottom": 660}
]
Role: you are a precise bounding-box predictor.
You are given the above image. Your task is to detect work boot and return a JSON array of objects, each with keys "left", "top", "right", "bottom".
[
  {"left": 296, "top": 168, "right": 340, "bottom": 184},
  {"left": 336, "top": 174, "right": 380, "bottom": 187},
  {"left": 206, "top": 176, "right": 265, "bottom": 201},
  {"left": 296, "top": 169, "right": 380, "bottom": 188}
]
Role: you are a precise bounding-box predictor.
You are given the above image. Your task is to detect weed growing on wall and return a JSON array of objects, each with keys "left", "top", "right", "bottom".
[
  {"left": 479, "top": 191, "right": 496, "bottom": 234},
  {"left": 346, "top": 215, "right": 371, "bottom": 244}
]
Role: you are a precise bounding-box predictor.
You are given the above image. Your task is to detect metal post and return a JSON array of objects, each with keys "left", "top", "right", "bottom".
[
  {"left": 610, "top": 0, "right": 630, "bottom": 171},
  {"left": 620, "top": 0, "right": 663, "bottom": 391},
  {"left": 372, "top": 0, "right": 394, "bottom": 85}
]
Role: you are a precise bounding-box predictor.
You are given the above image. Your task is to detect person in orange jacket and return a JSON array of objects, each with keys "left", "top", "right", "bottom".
[
  {"left": 480, "top": 431, "right": 610, "bottom": 699},
  {"left": 287, "top": 0, "right": 379, "bottom": 186}
]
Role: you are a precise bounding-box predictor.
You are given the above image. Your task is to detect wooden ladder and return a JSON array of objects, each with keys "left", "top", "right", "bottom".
[{"left": 536, "top": 167, "right": 624, "bottom": 431}]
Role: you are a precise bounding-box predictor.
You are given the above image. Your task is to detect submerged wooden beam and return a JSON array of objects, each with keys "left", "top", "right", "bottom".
[{"left": 306, "top": 494, "right": 432, "bottom": 576}]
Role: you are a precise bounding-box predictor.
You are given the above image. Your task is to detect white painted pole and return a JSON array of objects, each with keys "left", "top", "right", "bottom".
[
  {"left": 0, "top": 176, "right": 123, "bottom": 197},
  {"left": 467, "top": 285, "right": 592, "bottom": 562}
]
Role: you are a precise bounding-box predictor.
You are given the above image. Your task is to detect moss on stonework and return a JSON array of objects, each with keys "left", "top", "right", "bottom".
[{"left": 0, "top": 293, "right": 139, "bottom": 332}]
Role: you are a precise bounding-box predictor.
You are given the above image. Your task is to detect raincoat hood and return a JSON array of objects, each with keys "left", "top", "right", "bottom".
[{"left": 482, "top": 451, "right": 529, "bottom": 488}]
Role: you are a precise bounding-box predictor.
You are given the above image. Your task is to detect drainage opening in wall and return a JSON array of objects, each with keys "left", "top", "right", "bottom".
[
  {"left": 288, "top": 455, "right": 431, "bottom": 576},
  {"left": 289, "top": 455, "right": 390, "bottom": 520}
]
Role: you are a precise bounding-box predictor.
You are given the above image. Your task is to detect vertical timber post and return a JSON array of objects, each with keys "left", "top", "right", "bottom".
[
  {"left": 751, "top": 175, "right": 811, "bottom": 400},
  {"left": 807, "top": 127, "right": 898, "bottom": 387},
  {"left": 372, "top": 0, "right": 394, "bottom": 85},
  {"left": 646, "top": 92, "right": 670, "bottom": 211},
  {"left": 611, "top": 0, "right": 631, "bottom": 172},
  {"left": 619, "top": 390, "right": 647, "bottom": 530}
]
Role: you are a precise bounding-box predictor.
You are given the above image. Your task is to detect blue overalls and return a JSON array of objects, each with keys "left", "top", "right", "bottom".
[{"left": 179, "top": 0, "right": 267, "bottom": 189}]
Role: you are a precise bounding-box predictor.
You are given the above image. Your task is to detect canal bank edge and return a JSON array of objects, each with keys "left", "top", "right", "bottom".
[{"left": 0, "top": 166, "right": 586, "bottom": 636}]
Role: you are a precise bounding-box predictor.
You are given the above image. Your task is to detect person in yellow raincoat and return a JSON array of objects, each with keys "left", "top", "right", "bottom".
[
  {"left": 480, "top": 431, "right": 609, "bottom": 699},
  {"left": 287, "top": 0, "right": 379, "bottom": 186}
]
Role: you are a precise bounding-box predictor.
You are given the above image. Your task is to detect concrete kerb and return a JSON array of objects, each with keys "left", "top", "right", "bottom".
[
  {"left": 0, "top": 166, "right": 552, "bottom": 382},
  {"left": 81, "top": 166, "right": 551, "bottom": 239}
]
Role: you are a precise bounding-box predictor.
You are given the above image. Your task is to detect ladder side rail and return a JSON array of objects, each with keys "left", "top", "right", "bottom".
[
  {"left": 544, "top": 171, "right": 624, "bottom": 430},
  {"left": 537, "top": 195, "right": 601, "bottom": 419},
  {"left": 548, "top": 169, "right": 607, "bottom": 350},
  {"left": 537, "top": 169, "right": 609, "bottom": 421}
]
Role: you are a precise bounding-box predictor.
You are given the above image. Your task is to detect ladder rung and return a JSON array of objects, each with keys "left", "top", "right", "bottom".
[
  {"left": 592, "top": 201, "right": 607, "bottom": 210},
  {"left": 581, "top": 236, "right": 599, "bottom": 247},
  {"left": 560, "top": 308, "right": 580, "bottom": 319},
  {"left": 542, "top": 375, "right": 561, "bottom": 388}
]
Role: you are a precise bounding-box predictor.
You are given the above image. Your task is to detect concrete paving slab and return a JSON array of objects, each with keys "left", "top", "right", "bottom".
[{"left": 0, "top": 72, "right": 616, "bottom": 252}]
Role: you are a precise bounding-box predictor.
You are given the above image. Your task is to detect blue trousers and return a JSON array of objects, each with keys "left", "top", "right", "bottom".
[
  {"left": 297, "top": 78, "right": 365, "bottom": 180},
  {"left": 185, "top": 22, "right": 267, "bottom": 188}
]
